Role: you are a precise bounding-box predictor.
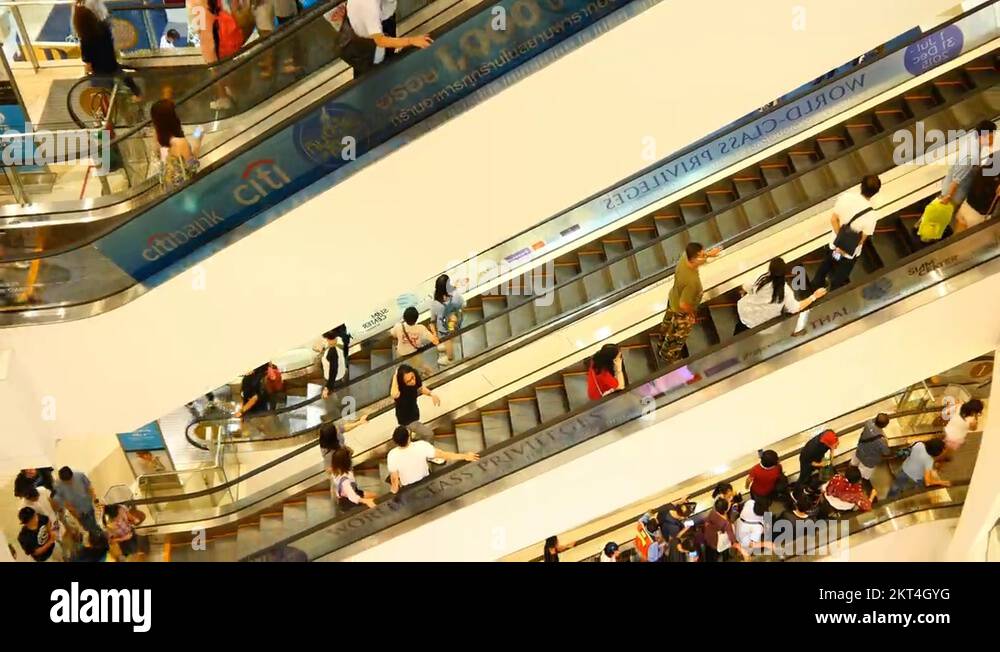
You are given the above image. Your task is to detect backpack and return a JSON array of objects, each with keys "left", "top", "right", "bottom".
[
  {"left": 215, "top": 11, "right": 245, "bottom": 59},
  {"left": 917, "top": 199, "right": 954, "bottom": 242}
]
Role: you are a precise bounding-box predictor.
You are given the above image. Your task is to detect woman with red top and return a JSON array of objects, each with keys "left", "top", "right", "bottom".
[
  {"left": 586, "top": 344, "right": 625, "bottom": 401},
  {"left": 823, "top": 466, "right": 875, "bottom": 513},
  {"left": 746, "top": 449, "right": 784, "bottom": 508}
]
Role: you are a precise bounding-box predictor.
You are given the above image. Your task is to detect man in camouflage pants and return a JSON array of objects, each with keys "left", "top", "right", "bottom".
[{"left": 659, "top": 242, "right": 721, "bottom": 364}]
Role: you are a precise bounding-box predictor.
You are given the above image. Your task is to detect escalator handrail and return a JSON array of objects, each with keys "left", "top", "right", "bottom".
[
  {"left": 5, "top": 0, "right": 986, "bottom": 247},
  {"left": 542, "top": 418, "right": 953, "bottom": 561},
  {"left": 66, "top": 0, "right": 347, "bottom": 131},
  {"left": 136, "top": 180, "right": 999, "bottom": 519},
  {"left": 245, "top": 216, "right": 1000, "bottom": 559},
  {"left": 181, "top": 68, "right": 995, "bottom": 448}
]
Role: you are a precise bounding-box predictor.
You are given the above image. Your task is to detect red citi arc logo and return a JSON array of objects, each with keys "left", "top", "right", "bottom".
[{"left": 234, "top": 158, "right": 291, "bottom": 206}]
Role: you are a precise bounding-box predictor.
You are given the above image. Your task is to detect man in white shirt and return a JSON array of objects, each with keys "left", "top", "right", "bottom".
[
  {"left": 341, "top": 0, "right": 432, "bottom": 77},
  {"left": 810, "top": 174, "right": 882, "bottom": 291},
  {"left": 387, "top": 426, "right": 478, "bottom": 493}
]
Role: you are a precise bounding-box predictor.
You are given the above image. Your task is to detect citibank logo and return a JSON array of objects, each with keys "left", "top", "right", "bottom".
[
  {"left": 142, "top": 209, "right": 225, "bottom": 261},
  {"left": 234, "top": 159, "right": 291, "bottom": 206}
]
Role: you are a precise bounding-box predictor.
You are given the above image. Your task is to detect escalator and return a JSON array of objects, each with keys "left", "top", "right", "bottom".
[
  {"left": 126, "top": 155, "right": 1000, "bottom": 561},
  {"left": 0, "top": 0, "right": 981, "bottom": 320},
  {"left": 63, "top": 0, "right": 450, "bottom": 129},
  {"left": 509, "top": 389, "right": 986, "bottom": 562},
  {"left": 174, "top": 45, "right": 1000, "bottom": 455},
  {"left": 0, "top": 0, "right": 645, "bottom": 264}
]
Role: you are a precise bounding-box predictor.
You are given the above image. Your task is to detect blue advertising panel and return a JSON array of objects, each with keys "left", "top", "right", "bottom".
[
  {"left": 116, "top": 421, "right": 167, "bottom": 451},
  {"left": 94, "top": 0, "right": 640, "bottom": 279},
  {"left": 94, "top": 1, "right": 1000, "bottom": 343}
]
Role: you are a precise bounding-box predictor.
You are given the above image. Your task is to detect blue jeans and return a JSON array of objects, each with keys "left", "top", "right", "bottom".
[{"left": 888, "top": 471, "right": 924, "bottom": 498}]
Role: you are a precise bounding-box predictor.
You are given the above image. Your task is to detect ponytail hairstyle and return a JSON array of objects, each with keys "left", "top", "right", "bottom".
[
  {"left": 754, "top": 256, "right": 787, "bottom": 305},
  {"left": 433, "top": 275, "right": 451, "bottom": 304}
]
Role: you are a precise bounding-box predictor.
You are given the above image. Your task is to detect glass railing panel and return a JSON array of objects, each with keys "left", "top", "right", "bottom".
[{"left": 283, "top": 219, "right": 1000, "bottom": 560}]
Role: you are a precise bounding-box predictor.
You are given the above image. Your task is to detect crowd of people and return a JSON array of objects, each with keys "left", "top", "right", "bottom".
[
  {"left": 542, "top": 399, "right": 982, "bottom": 562},
  {"left": 10, "top": 466, "right": 145, "bottom": 563}
]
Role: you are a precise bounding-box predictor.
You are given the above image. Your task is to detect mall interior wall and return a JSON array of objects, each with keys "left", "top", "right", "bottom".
[{"left": 0, "top": 0, "right": 964, "bottom": 472}]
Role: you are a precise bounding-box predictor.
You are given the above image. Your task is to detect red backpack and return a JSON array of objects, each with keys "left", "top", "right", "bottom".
[{"left": 215, "top": 11, "right": 244, "bottom": 59}]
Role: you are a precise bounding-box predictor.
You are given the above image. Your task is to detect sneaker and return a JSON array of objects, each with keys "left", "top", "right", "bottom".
[
  {"left": 429, "top": 457, "right": 446, "bottom": 466},
  {"left": 209, "top": 98, "right": 233, "bottom": 111}
]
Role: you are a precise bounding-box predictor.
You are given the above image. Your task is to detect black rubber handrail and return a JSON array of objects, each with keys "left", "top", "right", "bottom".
[
  {"left": 242, "top": 216, "right": 1000, "bottom": 559},
  {"left": 153, "top": 183, "right": 1000, "bottom": 512},
  {"left": 546, "top": 411, "right": 950, "bottom": 561},
  {"left": 182, "top": 60, "right": 997, "bottom": 448}
]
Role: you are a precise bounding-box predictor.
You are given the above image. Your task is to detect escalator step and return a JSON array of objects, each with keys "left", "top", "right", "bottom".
[
  {"left": 603, "top": 238, "right": 638, "bottom": 290},
  {"left": 454, "top": 420, "right": 485, "bottom": 453},
  {"left": 562, "top": 372, "right": 590, "bottom": 411},
  {"left": 621, "top": 345, "right": 655, "bottom": 381},
  {"left": 535, "top": 385, "right": 570, "bottom": 424},
  {"left": 235, "top": 525, "right": 262, "bottom": 559},
  {"left": 578, "top": 251, "right": 613, "bottom": 302},
  {"left": 481, "top": 411, "right": 513, "bottom": 449},
  {"left": 481, "top": 296, "right": 513, "bottom": 348},
  {"left": 508, "top": 399, "right": 541, "bottom": 434}
]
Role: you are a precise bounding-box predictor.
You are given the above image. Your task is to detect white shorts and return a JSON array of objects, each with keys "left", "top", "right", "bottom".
[
  {"left": 849, "top": 454, "right": 875, "bottom": 480},
  {"left": 254, "top": 2, "right": 275, "bottom": 32}
]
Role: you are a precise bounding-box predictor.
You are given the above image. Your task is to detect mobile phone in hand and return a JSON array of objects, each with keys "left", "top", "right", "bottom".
[{"left": 193, "top": 126, "right": 204, "bottom": 139}]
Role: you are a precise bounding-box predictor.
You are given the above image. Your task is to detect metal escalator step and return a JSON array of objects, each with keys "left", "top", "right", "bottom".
[
  {"left": 460, "top": 317, "right": 487, "bottom": 358},
  {"left": 685, "top": 319, "right": 714, "bottom": 358},
  {"left": 508, "top": 300, "right": 538, "bottom": 337},
  {"left": 622, "top": 345, "right": 655, "bottom": 381},
  {"left": 554, "top": 262, "right": 586, "bottom": 312},
  {"left": 602, "top": 239, "right": 638, "bottom": 290},
  {"left": 283, "top": 503, "right": 307, "bottom": 531},
  {"left": 535, "top": 385, "right": 570, "bottom": 424},
  {"left": 235, "top": 526, "right": 262, "bottom": 559},
  {"left": 258, "top": 514, "right": 284, "bottom": 534},
  {"left": 578, "top": 252, "right": 612, "bottom": 301},
  {"left": 481, "top": 411, "right": 513, "bottom": 448},
  {"left": 306, "top": 492, "right": 335, "bottom": 524},
  {"left": 454, "top": 420, "right": 485, "bottom": 452},
  {"left": 708, "top": 302, "right": 740, "bottom": 343},
  {"left": 627, "top": 227, "right": 667, "bottom": 279},
  {"left": 508, "top": 399, "right": 541, "bottom": 434},
  {"left": 705, "top": 188, "right": 736, "bottom": 213},
  {"left": 712, "top": 206, "right": 751, "bottom": 242},
  {"left": 433, "top": 433, "right": 459, "bottom": 453},
  {"left": 652, "top": 214, "right": 681, "bottom": 238},
  {"left": 371, "top": 348, "right": 393, "bottom": 370},
  {"left": 562, "top": 373, "right": 590, "bottom": 411},
  {"left": 481, "top": 297, "right": 513, "bottom": 348}
]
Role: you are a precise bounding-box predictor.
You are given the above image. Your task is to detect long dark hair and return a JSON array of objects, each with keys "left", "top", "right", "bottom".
[
  {"left": 753, "top": 257, "right": 787, "bottom": 305},
  {"left": 72, "top": 6, "right": 105, "bottom": 43},
  {"left": 590, "top": 343, "right": 619, "bottom": 376},
  {"left": 396, "top": 364, "right": 420, "bottom": 386},
  {"left": 433, "top": 275, "right": 451, "bottom": 304},
  {"left": 150, "top": 99, "right": 184, "bottom": 148},
  {"left": 543, "top": 536, "right": 559, "bottom": 562}
]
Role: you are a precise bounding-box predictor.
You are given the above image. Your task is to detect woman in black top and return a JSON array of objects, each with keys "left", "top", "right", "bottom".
[
  {"left": 73, "top": 6, "right": 141, "bottom": 98},
  {"left": 389, "top": 364, "right": 440, "bottom": 441}
]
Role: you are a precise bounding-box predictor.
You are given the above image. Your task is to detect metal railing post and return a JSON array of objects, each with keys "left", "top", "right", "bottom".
[{"left": 9, "top": 6, "right": 39, "bottom": 72}]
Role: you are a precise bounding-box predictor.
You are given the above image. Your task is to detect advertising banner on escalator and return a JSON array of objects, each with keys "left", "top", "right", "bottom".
[
  {"left": 94, "top": 1, "right": 999, "bottom": 343},
  {"left": 94, "top": 0, "right": 641, "bottom": 280}
]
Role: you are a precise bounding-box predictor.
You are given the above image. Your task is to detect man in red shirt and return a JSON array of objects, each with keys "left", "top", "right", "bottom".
[{"left": 746, "top": 449, "right": 783, "bottom": 508}]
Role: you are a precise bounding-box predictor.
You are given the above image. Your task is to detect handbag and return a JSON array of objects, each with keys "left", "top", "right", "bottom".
[
  {"left": 832, "top": 206, "right": 874, "bottom": 255},
  {"left": 715, "top": 529, "right": 732, "bottom": 553}
]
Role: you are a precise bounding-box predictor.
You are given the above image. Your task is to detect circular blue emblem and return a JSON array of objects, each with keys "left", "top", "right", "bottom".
[
  {"left": 293, "top": 102, "right": 371, "bottom": 168},
  {"left": 905, "top": 25, "right": 963, "bottom": 76}
]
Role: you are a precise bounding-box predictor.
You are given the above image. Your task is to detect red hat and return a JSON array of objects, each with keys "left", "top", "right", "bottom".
[{"left": 820, "top": 430, "right": 839, "bottom": 448}]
